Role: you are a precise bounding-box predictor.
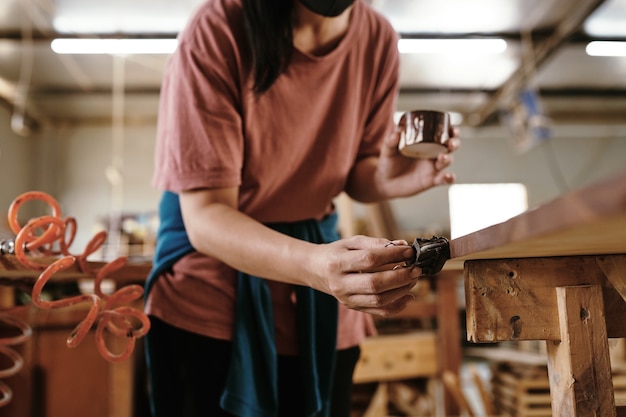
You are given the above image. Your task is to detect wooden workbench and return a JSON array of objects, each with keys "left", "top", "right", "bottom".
[{"left": 448, "top": 171, "right": 626, "bottom": 417}]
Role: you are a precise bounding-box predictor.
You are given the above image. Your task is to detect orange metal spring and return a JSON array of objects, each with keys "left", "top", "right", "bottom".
[
  {"left": 7, "top": 191, "right": 150, "bottom": 363},
  {"left": 0, "top": 313, "right": 32, "bottom": 408}
]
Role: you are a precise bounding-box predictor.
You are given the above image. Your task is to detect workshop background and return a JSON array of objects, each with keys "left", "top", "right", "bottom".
[{"left": 0, "top": 0, "right": 625, "bottom": 416}]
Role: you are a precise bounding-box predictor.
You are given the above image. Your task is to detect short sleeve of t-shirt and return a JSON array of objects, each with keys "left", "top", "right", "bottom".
[{"left": 152, "top": 0, "right": 248, "bottom": 193}]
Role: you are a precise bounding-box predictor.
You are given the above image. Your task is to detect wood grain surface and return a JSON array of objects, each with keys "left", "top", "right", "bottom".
[{"left": 449, "top": 171, "right": 626, "bottom": 264}]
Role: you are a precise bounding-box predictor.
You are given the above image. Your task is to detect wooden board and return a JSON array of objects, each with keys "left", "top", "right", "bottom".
[
  {"left": 447, "top": 171, "right": 626, "bottom": 266},
  {"left": 353, "top": 331, "right": 438, "bottom": 383},
  {"left": 0, "top": 254, "right": 151, "bottom": 285},
  {"left": 464, "top": 255, "right": 626, "bottom": 342},
  {"left": 545, "top": 285, "right": 615, "bottom": 416}
]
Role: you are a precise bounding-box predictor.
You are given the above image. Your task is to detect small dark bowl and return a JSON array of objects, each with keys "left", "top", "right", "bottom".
[{"left": 398, "top": 110, "right": 451, "bottom": 159}]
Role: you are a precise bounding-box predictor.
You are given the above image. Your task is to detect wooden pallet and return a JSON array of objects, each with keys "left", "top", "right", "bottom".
[{"left": 491, "top": 362, "right": 626, "bottom": 417}]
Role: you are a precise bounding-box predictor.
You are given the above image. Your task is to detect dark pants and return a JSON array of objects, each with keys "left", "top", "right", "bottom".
[{"left": 145, "top": 316, "right": 360, "bottom": 417}]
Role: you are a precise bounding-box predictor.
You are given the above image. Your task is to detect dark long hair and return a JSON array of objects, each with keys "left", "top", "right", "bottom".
[{"left": 241, "top": 0, "right": 294, "bottom": 94}]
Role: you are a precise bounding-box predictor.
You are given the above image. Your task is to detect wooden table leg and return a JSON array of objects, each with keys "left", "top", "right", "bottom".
[
  {"left": 435, "top": 271, "right": 462, "bottom": 417},
  {"left": 546, "top": 285, "right": 616, "bottom": 417},
  {"left": 598, "top": 255, "right": 626, "bottom": 303}
]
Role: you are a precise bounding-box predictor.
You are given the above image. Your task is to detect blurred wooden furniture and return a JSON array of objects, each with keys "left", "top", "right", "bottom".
[
  {"left": 0, "top": 304, "right": 146, "bottom": 417},
  {"left": 482, "top": 354, "right": 626, "bottom": 417},
  {"left": 450, "top": 171, "right": 626, "bottom": 417},
  {"left": 0, "top": 260, "right": 151, "bottom": 417},
  {"left": 353, "top": 269, "right": 462, "bottom": 416}
]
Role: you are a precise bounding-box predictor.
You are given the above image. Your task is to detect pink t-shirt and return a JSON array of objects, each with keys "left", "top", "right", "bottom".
[{"left": 147, "top": 0, "right": 400, "bottom": 354}]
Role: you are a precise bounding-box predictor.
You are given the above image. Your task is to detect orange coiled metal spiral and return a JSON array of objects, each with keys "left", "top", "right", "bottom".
[
  {"left": 6, "top": 191, "right": 150, "bottom": 364},
  {"left": 0, "top": 313, "right": 31, "bottom": 408}
]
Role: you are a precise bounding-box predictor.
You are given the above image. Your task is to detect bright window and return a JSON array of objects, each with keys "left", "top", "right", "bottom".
[{"left": 448, "top": 183, "right": 528, "bottom": 239}]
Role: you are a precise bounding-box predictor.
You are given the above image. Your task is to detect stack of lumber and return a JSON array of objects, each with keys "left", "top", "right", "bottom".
[{"left": 491, "top": 360, "right": 626, "bottom": 417}]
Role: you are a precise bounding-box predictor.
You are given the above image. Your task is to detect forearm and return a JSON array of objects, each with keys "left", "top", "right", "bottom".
[
  {"left": 180, "top": 194, "right": 327, "bottom": 292},
  {"left": 344, "top": 156, "right": 388, "bottom": 203}
]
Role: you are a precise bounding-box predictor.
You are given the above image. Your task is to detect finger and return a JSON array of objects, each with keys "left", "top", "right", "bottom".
[
  {"left": 347, "top": 245, "right": 417, "bottom": 273},
  {"left": 345, "top": 265, "right": 421, "bottom": 295},
  {"left": 448, "top": 125, "right": 461, "bottom": 139},
  {"left": 344, "top": 280, "right": 416, "bottom": 310},
  {"left": 366, "top": 260, "right": 414, "bottom": 273},
  {"left": 349, "top": 292, "right": 416, "bottom": 317},
  {"left": 447, "top": 137, "right": 461, "bottom": 152},
  {"left": 434, "top": 171, "right": 456, "bottom": 185},
  {"left": 386, "top": 239, "right": 409, "bottom": 246},
  {"left": 381, "top": 129, "right": 402, "bottom": 156},
  {"left": 340, "top": 235, "right": 415, "bottom": 263},
  {"left": 388, "top": 128, "right": 402, "bottom": 146},
  {"left": 342, "top": 235, "right": 396, "bottom": 250},
  {"left": 435, "top": 152, "right": 453, "bottom": 171}
]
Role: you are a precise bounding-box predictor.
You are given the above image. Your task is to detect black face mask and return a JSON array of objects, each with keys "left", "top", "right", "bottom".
[{"left": 299, "top": 0, "right": 355, "bottom": 17}]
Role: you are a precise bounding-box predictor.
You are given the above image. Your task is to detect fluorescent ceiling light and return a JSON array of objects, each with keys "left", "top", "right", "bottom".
[
  {"left": 51, "top": 38, "right": 178, "bottom": 55},
  {"left": 51, "top": 0, "right": 205, "bottom": 34},
  {"left": 398, "top": 38, "right": 507, "bottom": 55},
  {"left": 585, "top": 41, "right": 626, "bottom": 57},
  {"left": 53, "top": 16, "right": 188, "bottom": 34}
]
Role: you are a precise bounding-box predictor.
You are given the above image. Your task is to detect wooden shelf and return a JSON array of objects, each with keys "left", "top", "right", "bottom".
[{"left": 0, "top": 255, "right": 151, "bottom": 286}]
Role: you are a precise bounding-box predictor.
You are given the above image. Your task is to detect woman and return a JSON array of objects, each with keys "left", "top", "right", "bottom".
[{"left": 144, "top": 0, "right": 460, "bottom": 416}]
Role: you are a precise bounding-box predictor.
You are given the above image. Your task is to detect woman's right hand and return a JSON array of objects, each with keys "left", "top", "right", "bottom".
[{"left": 309, "top": 235, "right": 422, "bottom": 317}]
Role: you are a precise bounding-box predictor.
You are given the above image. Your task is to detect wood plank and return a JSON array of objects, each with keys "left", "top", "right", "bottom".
[
  {"left": 442, "top": 370, "right": 476, "bottom": 416},
  {"left": 107, "top": 336, "right": 136, "bottom": 417},
  {"left": 335, "top": 192, "right": 358, "bottom": 238},
  {"left": 353, "top": 332, "right": 438, "bottom": 383},
  {"left": 598, "top": 255, "right": 626, "bottom": 303},
  {"left": 435, "top": 271, "right": 461, "bottom": 416},
  {"left": 449, "top": 171, "right": 626, "bottom": 262},
  {"left": 464, "top": 255, "right": 626, "bottom": 342},
  {"left": 546, "top": 285, "right": 615, "bottom": 417},
  {"left": 361, "top": 382, "right": 388, "bottom": 417},
  {"left": 468, "top": 364, "right": 496, "bottom": 416},
  {"left": 364, "top": 201, "right": 400, "bottom": 240},
  {"left": 35, "top": 328, "right": 110, "bottom": 417},
  {"left": 0, "top": 254, "right": 151, "bottom": 285},
  {"left": 465, "top": 347, "right": 548, "bottom": 366}
]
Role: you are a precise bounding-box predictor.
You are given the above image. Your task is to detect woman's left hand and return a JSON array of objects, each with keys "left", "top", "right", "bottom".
[{"left": 375, "top": 126, "right": 461, "bottom": 198}]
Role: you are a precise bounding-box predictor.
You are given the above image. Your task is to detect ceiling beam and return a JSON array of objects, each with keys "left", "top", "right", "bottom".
[
  {"left": 399, "top": 87, "right": 626, "bottom": 98},
  {"left": 472, "top": 0, "right": 608, "bottom": 127},
  {"left": 3, "top": 29, "right": 623, "bottom": 44},
  {"left": 0, "top": 31, "right": 178, "bottom": 41}
]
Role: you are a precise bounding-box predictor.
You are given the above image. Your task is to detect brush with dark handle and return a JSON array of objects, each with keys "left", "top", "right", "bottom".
[{"left": 406, "top": 236, "right": 450, "bottom": 276}]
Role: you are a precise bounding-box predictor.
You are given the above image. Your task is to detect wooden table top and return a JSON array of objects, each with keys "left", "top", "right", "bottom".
[{"left": 446, "top": 171, "right": 626, "bottom": 269}]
